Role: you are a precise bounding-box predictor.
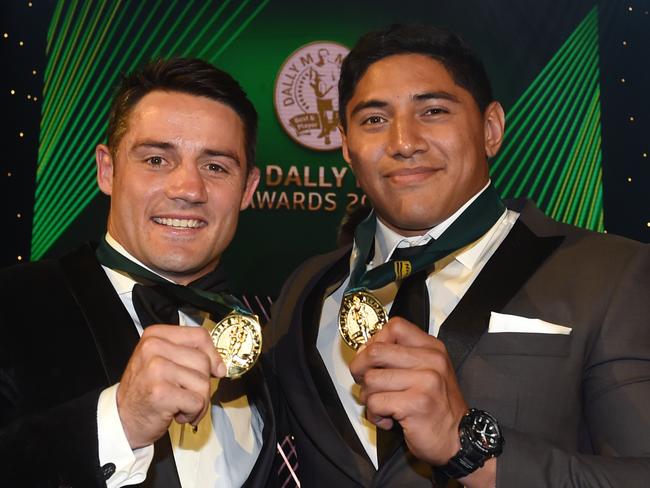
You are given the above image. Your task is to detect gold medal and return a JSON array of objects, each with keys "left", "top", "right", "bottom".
[
  {"left": 208, "top": 312, "right": 262, "bottom": 379},
  {"left": 338, "top": 290, "right": 388, "bottom": 350}
]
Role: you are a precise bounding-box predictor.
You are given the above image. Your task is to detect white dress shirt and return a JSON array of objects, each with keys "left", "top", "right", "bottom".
[
  {"left": 316, "top": 183, "right": 519, "bottom": 467},
  {"left": 97, "top": 234, "right": 263, "bottom": 487}
]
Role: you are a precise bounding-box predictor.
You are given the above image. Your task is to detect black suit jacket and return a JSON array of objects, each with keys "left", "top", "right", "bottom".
[
  {"left": 265, "top": 200, "right": 650, "bottom": 487},
  {"left": 0, "top": 245, "right": 277, "bottom": 487}
]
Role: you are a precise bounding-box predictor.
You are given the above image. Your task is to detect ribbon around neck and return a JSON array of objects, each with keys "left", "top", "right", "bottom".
[
  {"left": 347, "top": 184, "right": 506, "bottom": 294},
  {"left": 95, "top": 237, "right": 252, "bottom": 320}
]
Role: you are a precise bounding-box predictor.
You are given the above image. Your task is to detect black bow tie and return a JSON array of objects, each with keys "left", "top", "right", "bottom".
[{"left": 131, "top": 264, "right": 230, "bottom": 328}]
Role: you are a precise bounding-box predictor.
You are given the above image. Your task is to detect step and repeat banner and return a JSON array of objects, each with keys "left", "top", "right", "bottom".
[{"left": 9, "top": 0, "right": 647, "bottom": 294}]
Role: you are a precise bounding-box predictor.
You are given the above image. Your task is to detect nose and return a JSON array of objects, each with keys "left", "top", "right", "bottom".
[
  {"left": 387, "top": 116, "right": 427, "bottom": 159},
  {"left": 165, "top": 162, "right": 208, "bottom": 204}
]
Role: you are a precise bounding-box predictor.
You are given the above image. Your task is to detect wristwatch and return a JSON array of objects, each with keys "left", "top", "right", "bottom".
[{"left": 440, "top": 408, "right": 504, "bottom": 479}]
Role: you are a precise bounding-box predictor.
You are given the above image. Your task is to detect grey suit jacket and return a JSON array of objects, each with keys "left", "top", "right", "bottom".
[{"left": 266, "top": 200, "right": 650, "bottom": 487}]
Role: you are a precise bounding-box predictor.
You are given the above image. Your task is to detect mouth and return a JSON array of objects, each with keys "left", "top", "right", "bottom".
[
  {"left": 384, "top": 166, "right": 442, "bottom": 184},
  {"left": 151, "top": 217, "right": 207, "bottom": 229}
]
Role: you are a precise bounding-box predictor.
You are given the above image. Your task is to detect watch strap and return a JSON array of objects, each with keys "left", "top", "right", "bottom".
[{"left": 439, "top": 408, "right": 503, "bottom": 479}]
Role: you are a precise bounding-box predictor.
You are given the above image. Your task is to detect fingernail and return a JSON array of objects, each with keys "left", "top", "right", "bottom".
[{"left": 217, "top": 362, "right": 227, "bottom": 377}]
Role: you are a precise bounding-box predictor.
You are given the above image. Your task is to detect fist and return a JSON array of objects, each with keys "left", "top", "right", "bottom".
[
  {"left": 116, "top": 325, "right": 226, "bottom": 448},
  {"left": 349, "top": 318, "right": 468, "bottom": 465}
]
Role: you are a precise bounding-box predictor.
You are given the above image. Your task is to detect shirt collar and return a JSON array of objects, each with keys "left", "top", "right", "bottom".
[
  {"left": 370, "top": 181, "right": 500, "bottom": 270},
  {"left": 102, "top": 232, "right": 174, "bottom": 295}
]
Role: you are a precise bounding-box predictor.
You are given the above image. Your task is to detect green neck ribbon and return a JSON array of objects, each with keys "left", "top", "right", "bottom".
[
  {"left": 96, "top": 236, "right": 252, "bottom": 320},
  {"left": 347, "top": 184, "right": 506, "bottom": 294}
]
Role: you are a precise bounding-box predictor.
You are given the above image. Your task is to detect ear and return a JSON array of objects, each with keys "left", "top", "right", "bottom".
[
  {"left": 96, "top": 144, "right": 115, "bottom": 195},
  {"left": 483, "top": 101, "right": 505, "bottom": 158},
  {"left": 339, "top": 125, "right": 352, "bottom": 166},
  {"left": 240, "top": 166, "right": 260, "bottom": 210}
]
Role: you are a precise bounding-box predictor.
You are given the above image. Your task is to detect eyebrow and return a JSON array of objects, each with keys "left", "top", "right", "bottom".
[
  {"left": 349, "top": 91, "right": 461, "bottom": 118},
  {"left": 203, "top": 148, "right": 242, "bottom": 167},
  {"left": 131, "top": 140, "right": 175, "bottom": 152},
  {"left": 349, "top": 99, "right": 387, "bottom": 118},
  {"left": 414, "top": 91, "right": 460, "bottom": 103},
  {"left": 130, "top": 140, "right": 242, "bottom": 167}
]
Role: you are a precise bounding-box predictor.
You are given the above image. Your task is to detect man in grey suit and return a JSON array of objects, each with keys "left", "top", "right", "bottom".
[{"left": 266, "top": 24, "right": 650, "bottom": 486}]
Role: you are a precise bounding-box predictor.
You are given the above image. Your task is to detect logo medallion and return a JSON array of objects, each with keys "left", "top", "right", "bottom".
[{"left": 274, "top": 41, "right": 350, "bottom": 151}]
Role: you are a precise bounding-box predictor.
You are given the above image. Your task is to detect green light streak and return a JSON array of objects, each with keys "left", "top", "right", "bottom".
[
  {"left": 41, "top": 0, "right": 93, "bottom": 133},
  {"left": 34, "top": 0, "right": 167, "bottom": 222},
  {"left": 43, "top": 0, "right": 77, "bottom": 96},
  {"left": 210, "top": 0, "right": 270, "bottom": 60},
  {"left": 513, "top": 49, "right": 597, "bottom": 198},
  {"left": 35, "top": 0, "right": 147, "bottom": 205},
  {"left": 563, "top": 95, "right": 600, "bottom": 223},
  {"left": 492, "top": 21, "right": 592, "bottom": 184},
  {"left": 147, "top": 0, "right": 194, "bottom": 59},
  {"left": 198, "top": 0, "right": 252, "bottom": 59},
  {"left": 499, "top": 41, "right": 588, "bottom": 197},
  {"left": 46, "top": 0, "right": 65, "bottom": 55},
  {"left": 39, "top": 2, "right": 110, "bottom": 164},
  {"left": 549, "top": 93, "right": 599, "bottom": 217},
  {"left": 165, "top": 1, "right": 215, "bottom": 56},
  {"left": 40, "top": 2, "right": 119, "bottom": 158},
  {"left": 490, "top": 5, "right": 603, "bottom": 230},
  {"left": 536, "top": 73, "right": 598, "bottom": 207},
  {"left": 492, "top": 9, "right": 594, "bottom": 173}
]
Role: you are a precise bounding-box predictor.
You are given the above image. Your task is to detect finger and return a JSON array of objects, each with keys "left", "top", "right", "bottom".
[
  {"left": 163, "top": 384, "right": 208, "bottom": 426},
  {"left": 138, "top": 335, "right": 213, "bottom": 379},
  {"left": 365, "top": 390, "right": 407, "bottom": 424},
  {"left": 350, "top": 341, "right": 451, "bottom": 382},
  {"left": 146, "top": 356, "right": 211, "bottom": 418},
  {"left": 371, "top": 317, "right": 439, "bottom": 348},
  {"left": 143, "top": 325, "right": 225, "bottom": 377},
  {"left": 368, "top": 412, "right": 394, "bottom": 431},
  {"left": 358, "top": 368, "right": 442, "bottom": 403}
]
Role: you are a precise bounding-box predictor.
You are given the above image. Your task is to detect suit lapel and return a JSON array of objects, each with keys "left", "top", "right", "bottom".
[
  {"left": 59, "top": 244, "right": 139, "bottom": 384},
  {"left": 60, "top": 244, "right": 182, "bottom": 488},
  {"left": 274, "top": 247, "right": 376, "bottom": 484},
  {"left": 242, "top": 363, "right": 277, "bottom": 488},
  {"left": 302, "top": 253, "right": 374, "bottom": 465},
  {"left": 438, "top": 220, "right": 564, "bottom": 371}
]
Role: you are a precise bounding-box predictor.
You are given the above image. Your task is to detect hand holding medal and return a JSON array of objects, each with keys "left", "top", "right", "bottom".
[{"left": 96, "top": 236, "right": 263, "bottom": 378}]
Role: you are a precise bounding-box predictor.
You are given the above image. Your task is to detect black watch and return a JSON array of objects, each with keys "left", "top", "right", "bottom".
[{"left": 440, "top": 408, "right": 504, "bottom": 479}]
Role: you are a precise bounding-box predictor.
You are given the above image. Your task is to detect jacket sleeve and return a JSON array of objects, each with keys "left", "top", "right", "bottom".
[
  {"left": 0, "top": 385, "right": 108, "bottom": 487},
  {"left": 0, "top": 260, "right": 109, "bottom": 487}
]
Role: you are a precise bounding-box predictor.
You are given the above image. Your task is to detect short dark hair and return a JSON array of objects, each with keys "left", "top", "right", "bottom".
[
  {"left": 339, "top": 24, "right": 493, "bottom": 130},
  {"left": 107, "top": 58, "right": 258, "bottom": 169}
]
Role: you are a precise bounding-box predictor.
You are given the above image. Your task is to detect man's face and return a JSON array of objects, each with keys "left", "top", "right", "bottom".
[
  {"left": 96, "top": 90, "right": 259, "bottom": 284},
  {"left": 341, "top": 54, "right": 504, "bottom": 236}
]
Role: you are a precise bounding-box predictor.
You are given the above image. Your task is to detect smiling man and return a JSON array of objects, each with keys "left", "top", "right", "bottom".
[
  {"left": 267, "top": 24, "right": 650, "bottom": 487},
  {"left": 0, "top": 59, "right": 277, "bottom": 487}
]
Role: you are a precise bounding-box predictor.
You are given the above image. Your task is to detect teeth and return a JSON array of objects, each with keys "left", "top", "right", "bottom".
[{"left": 153, "top": 217, "right": 204, "bottom": 228}]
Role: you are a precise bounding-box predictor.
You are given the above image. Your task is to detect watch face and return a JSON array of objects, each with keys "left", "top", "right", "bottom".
[{"left": 469, "top": 412, "right": 502, "bottom": 454}]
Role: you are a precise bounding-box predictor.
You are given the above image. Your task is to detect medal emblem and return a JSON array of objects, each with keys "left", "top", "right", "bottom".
[
  {"left": 208, "top": 312, "right": 262, "bottom": 378},
  {"left": 338, "top": 291, "right": 388, "bottom": 350}
]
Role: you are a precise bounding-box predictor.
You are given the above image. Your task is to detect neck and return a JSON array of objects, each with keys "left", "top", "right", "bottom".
[
  {"left": 376, "top": 216, "right": 433, "bottom": 237},
  {"left": 104, "top": 232, "right": 218, "bottom": 285}
]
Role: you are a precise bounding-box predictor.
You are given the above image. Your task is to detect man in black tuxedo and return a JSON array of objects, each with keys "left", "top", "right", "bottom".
[
  {"left": 0, "top": 58, "right": 277, "bottom": 487},
  {"left": 266, "top": 25, "right": 650, "bottom": 487}
]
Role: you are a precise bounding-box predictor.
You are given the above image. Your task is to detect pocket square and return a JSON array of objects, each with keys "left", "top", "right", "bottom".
[{"left": 488, "top": 312, "right": 572, "bottom": 335}]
